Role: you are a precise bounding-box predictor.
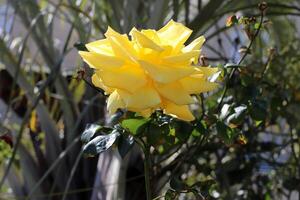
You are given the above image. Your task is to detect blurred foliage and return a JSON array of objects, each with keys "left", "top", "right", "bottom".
[{"left": 0, "top": 0, "right": 300, "bottom": 200}]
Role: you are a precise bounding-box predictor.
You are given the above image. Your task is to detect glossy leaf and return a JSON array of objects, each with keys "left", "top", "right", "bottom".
[
  {"left": 224, "top": 63, "right": 245, "bottom": 69},
  {"left": 121, "top": 118, "right": 149, "bottom": 135},
  {"left": 82, "top": 130, "right": 120, "bottom": 157},
  {"left": 170, "top": 176, "right": 187, "bottom": 191},
  {"left": 216, "top": 121, "right": 235, "bottom": 145},
  {"left": 81, "top": 124, "right": 102, "bottom": 143},
  {"left": 117, "top": 134, "right": 134, "bottom": 158},
  {"left": 226, "top": 105, "right": 247, "bottom": 125},
  {"left": 165, "top": 189, "right": 177, "bottom": 200},
  {"left": 192, "top": 121, "right": 207, "bottom": 137}
]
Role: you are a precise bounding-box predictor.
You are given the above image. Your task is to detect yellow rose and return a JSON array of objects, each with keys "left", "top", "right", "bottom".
[{"left": 79, "top": 20, "right": 218, "bottom": 121}]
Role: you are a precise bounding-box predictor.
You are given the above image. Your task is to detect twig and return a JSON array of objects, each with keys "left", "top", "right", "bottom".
[{"left": 217, "top": 10, "right": 265, "bottom": 111}]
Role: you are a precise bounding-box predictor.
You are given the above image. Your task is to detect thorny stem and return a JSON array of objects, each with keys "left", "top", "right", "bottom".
[{"left": 217, "top": 9, "right": 265, "bottom": 111}]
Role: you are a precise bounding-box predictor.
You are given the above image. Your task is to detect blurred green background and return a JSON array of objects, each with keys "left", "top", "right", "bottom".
[{"left": 0, "top": 0, "right": 300, "bottom": 199}]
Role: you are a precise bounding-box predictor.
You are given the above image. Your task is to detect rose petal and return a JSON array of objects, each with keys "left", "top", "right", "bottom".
[
  {"left": 118, "top": 86, "right": 161, "bottom": 109},
  {"left": 163, "top": 101, "right": 195, "bottom": 121},
  {"left": 96, "top": 65, "right": 147, "bottom": 93},
  {"left": 79, "top": 51, "right": 124, "bottom": 69},
  {"left": 155, "top": 82, "right": 194, "bottom": 105},
  {"left": 130, "top": 28, "right": 164, "bottom": 52},
  {"left": 163, "top": 50, "right": 200, "bottom": 65},
  {"left": 180, "top": 75, "right": 219, "bottom": 94},
  {"left": 85, "top": 39, "right": 114, "bottom": 55},
  {"left": 107, "top": 90, "right": 125, "bottom": 114},
  {"left": 157, "top": 20, "right": 192, "bottom": 48},
  {"left": 138, "top": 60, "right": 195, "bottom": 83}
]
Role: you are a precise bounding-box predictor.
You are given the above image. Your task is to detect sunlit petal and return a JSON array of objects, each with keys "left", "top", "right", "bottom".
[
  {"left": 163, "top": 101, "right": 195, "bottom": 121},
  {"left": 130, "top": 28, "right": 164, "bottom": 51},
  {"left": 197, "top": 66, "right": 219, "bottom": 77},
  {"left": 118, "top": 86, "right": 161, "bottom": 109},
  {"left": 139, "top": 60, "right": 195, "bottom": 83},
  {"left": 155, "top": 82, "right": 194, "bottom": 105},
  {"left": 91, "top": 74, "right": 113, "bottom": 94},
  {"left": 163, "top": 50, "right": 200, "bottom": 65},
  {"left": 157, "top": 20, "right": 192, "bottom": 48},
  {"left": 79, "top": 51, "right": 124, "bottom": 69},
  {"left": 96, "top": 65, "right": 147, "bottom": 93},
  {"left": 180, "top": 75, "right": 219, "bottom": 94},
  {"left": 85, "top": 39, "right": 114, "bottom": 55},
  {"left": 107, "top": 90, "right": 125, "bottom": 114}
]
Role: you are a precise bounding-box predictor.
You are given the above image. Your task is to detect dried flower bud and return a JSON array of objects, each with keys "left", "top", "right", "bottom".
[
  {"left": 226, "top": 15, "right": 238, "bottom": 27},
  {"left": 258, "top": 2, "right": 268, "bottom": 12}
]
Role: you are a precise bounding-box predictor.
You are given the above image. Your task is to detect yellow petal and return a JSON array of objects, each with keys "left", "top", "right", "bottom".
[
  {"left": 107, "top": 36, "right": 137, "bottom": 63},
  {"left": 163, "top": 101, "right": 195, "bottom": 121},
  {"left": 138, "top": 60, "right": 195, "bottom": 83},
  {"left": 157, "top": 20, "right": 192, "bottom": 48},
  {"left": 105, "top": 27, "right": 137, "bottom": 62},
  {"left": 197, "top": 66, "right": 219, "bottom": 77},
  {"left": 85, "top": 39, "right": 113, "bottom": 55},
  {"left": 180, "top": 75, "right": 219, "bottom": 94},
  {"left": 118, "top": 86, "right": 161, "bottom": 109},
  {"left": 182, "top": 36, "right": 205, "bottom": 52},
  {"left": 91, "top": 73, "right": 113, "bottom": 94},
  {"left": 79, "top": 51, "right": 124, "bottom": 70},
  {"left": 141, "top": 29, "right": 161, "bottom": 44},
  {"left": 155, "top": 82, "right": 194, "bottom": 105},
  {"left": 138, "top": 48, "right": 161, "bottom": 62},
  {"left": 163, "top": 50, "right": 200, "bottom": 65},
  {"left": 107, "top": 90, "right": 125, "bottom": 114},
  {"left": 139, "top": 109, "right": 152, "bottom": 118},
  {"left": 182, "top": 36, "right": 205, "bottom": 64},
  {"left": 96, "top": 65, "right": 147, "bottom": 93},
  {"left": 130, "top": 28, "right": 164, "bottom": 52}
]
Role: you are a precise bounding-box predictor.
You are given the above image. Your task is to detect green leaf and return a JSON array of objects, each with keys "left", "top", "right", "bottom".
[
  {"left": 108, "top": 111, "right": 124, "bottom": 125},
  {"left": 121, "top": 118, "right": 149, "bottom": 135},
  {"left": 249, "top": 100, "right": 267, "bottom": 121},
  {"left": 264, "top": 193, "right": 271, "bottom": 200},
  {"left": 81, "top": 124, "right": 102, "bottom": 143},
  {"left": 147, "top": 123, "right": 170, "bottom": 146},
  {"left": 254, "top": 22, "right": 260, "bottom": 30},
  {"left": 220, "top": 104, "right": 231, "bottom": 120},
  {"left": 224, "top": 63, "right": 245, "bottom": 69},
  {"left": 190, "top": 189, "right": 203, "bottom": 199},
  {"left": 192, "top": 121, "right": 207, "bottom": 137},
  {"left": 170, "top": 176, "right": 187, "bottom": 191},
  {"left": 82, "top": 130, "right": 120, "bottom": 157},
  {"left": 216, "top": 121, "right": 235, "bottom": 145},
  {"left": 241, "top": 75, "right": 254, "bottom": 86},
  {"left": 165, "top": 189, "right": 177, "bottom": 200},
  {"left": 117, "top": 134, "right": 134, "bottom": 158},
  {"left": 226, "top": 105, "right": 247, "bottom": 125},
  {"left": 172, "top": 120, "right": 193, "bottom": 142}
]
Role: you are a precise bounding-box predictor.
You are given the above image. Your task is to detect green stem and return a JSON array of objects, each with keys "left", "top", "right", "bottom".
[{"left": 144, "top": 147, "right": 152, "bottom": 200}]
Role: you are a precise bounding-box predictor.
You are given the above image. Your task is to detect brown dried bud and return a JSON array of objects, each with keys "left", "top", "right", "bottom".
[
  {"left": 200, "top": 55, "right": 208, "bottom": 66},
  {"left": 258, "top": 2, "right": 268, "bottom": 12},
  {"left": 76, "top": 69, "right": 85, "bottom": 81},
  {"left": 226, "top": 15, "right": 238, "bottom": 27},
  {"left": 249, "top": 17, "right": 256, "bottom": 23}
]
